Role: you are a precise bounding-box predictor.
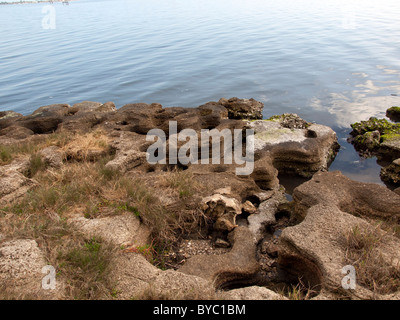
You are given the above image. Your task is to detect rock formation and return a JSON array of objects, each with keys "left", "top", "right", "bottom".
[{"left": 1, "top": 98, "right": 398, "bottom": 300}]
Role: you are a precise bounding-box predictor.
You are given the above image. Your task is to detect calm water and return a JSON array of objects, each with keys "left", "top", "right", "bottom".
[{"left": 1, "top": 0, "right": 400, "bottom": 185}]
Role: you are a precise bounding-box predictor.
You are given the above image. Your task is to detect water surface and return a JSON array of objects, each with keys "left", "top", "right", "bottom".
[{"left": 1, "top": 0, "right": 400, "bottom": 184}]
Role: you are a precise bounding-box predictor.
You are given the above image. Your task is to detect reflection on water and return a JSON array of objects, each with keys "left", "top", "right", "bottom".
[
  {"left": 311, "top": 64, "right": 400, "bottom": 186},
  {"left": 310, "top": 65, "right": 400, "bottom": 129},
  {"left": 328, "top": 134, "right": 384, "bottom": 186},
  {"left": 1, "top": 0, "right": 400, "bottom": 186}
]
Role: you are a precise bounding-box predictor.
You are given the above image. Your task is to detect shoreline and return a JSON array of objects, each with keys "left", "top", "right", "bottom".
[
  {"left": 0, "top": 98, "right": 399, "bottom": 300},
  {"left": 0, "top": 0, "right": 77, "bottom": 5}
]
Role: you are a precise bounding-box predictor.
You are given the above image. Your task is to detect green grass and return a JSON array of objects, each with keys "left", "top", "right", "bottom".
[
  {"left": 58, "top": 237, "right": 116, "bottom": 299},
  {"left": 0, "top": 146, "right": 13, "bottom": 164},
  {"left": 24, "top": 153, "right": 47, "bottom": 178}
]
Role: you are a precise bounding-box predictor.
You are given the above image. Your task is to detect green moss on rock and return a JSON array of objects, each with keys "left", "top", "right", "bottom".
[
  {"left": 350, "top": 117, "right": 400, "bottom": 158},
  {"left": 386, "top": 106, "right": 400, "bottom": 122},
  {"left": 351, "top": 117, "right": 400, "bottom": 137}
]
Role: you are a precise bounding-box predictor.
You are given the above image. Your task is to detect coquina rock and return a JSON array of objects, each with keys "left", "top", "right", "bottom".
[
  {"left": 386, "top": 106, "right": 400, "bottom": 122},
  {"left": 0, "top": 158, "right": 37, "bottom": 205},
  {"left": 349, "top": 117, "right": 400, "bottom": 160},
  {"left": 0, "top": 98, "right": 352, "bottom": 300},
  {"left": 248, "top": 115, "right": 340, "bottom": 177},
  {"left": 16, "top": 104, "right": 70, "bottom": 134},
  {"left": 59, "top": 101, "right": 116, "bottom": 132},
  {"left": 0, "top": 239, "right": 64, "bottom": 299},
  {"left": 179, "top": 227, "right": 260, "bottom": 289},
  {"left": 218, "top": 97, "right": 264, "bottom": 120},
  {"left": 69, "top": 214, "right": 151, "bottom": 248},
  {"left": 0, "top": 111, "right": 23, "bottom": 131},
  {"left": 381, "top": 158, "right": 400, "bottom": 187},
  {"left": 201, "top": 193, "right": 242, "bottom": 232},
  {"left": 278, "top": 171, "right": 400, "bottom": 299}
]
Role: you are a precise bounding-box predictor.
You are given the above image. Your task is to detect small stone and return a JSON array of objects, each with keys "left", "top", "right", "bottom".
[
  {"left": 261, "top": 241, "right": 279, "bottom": 258},
  {"left": 241, "top": 200, "right": 257, "bottom": 214},
  {"left": 214, "top": 238, "right": 231, "bottom": 248}
]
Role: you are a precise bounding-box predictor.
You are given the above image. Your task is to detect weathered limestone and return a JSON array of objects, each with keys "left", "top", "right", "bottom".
[
  {"left": 69, "top": 214, "right": 151, "bottom": 248},
  {"left": 218, "top": 97, "right": 263, "bottom": 120},
  {"left": 386, "top": 106, "right": 400, "bottom": 122},
  {"left": 247, "top": 190, "right": 287, "bottom": 243},
  {"left": 201, "top": 193, "right": 242, "bottom": 232},
  {"left": 349, "top": 117, "right": 400, "bottom": 159},
  {"left": 293, "top": 171, "right": 400, "bottom": 222},
  {"left": 280, "top": 171, "right": 400, "bottom": 299},
  {"left": 179, "top": 227, "right": 259, "bottom": 289},
  {"left": 39, "top": 146, "right": 64, "bottom": 169},
  {"left": 109, "top": 252, "right": 217, "bottom": 300},
  {"left": 60, "top": 101, "right": 117, "bottom": 132},
  {"left": 0, "top": 239, "right": 63, "bottom": 299},
  {"left": 17, "top": 104, "right": 70, "bottom": 134},
  {"left": 250, "top": 153, "right": 279, "bottom": 190},
  {"left": 104, "top": 131, "right": 147, "bottom": 173},
  {"left": 0, "top": 160, "right": 37, "bottom": 205},
  {"left": 248, "top": 116, "right": 339, "bottom": 177},
  {"left": 0, "top": 111, "right": 23, "bottom": 131},
  {"left": 381, "top": 158, "right": 400, "bottom": 186},
  {"left": 221, "top": 285, "right": 287, "bottom": 300}
]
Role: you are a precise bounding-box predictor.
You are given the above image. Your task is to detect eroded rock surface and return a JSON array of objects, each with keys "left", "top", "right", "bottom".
[
  {"left": 279, "top": 171, "right": 400, "bottom": 299},
  {"left": 0, "top": 239, "right": 64, "bottom": 299},
  {"left": 381, "top": 158, "right": 400, "bottom": 186},
  {"left": 0, "top": 158, "right": 37, "bottom": 205},
  {"left": 386, "top": 106, "right": 400, "bottom": 122},
  {"left": 70, "top": 214, "right": 151, "bottom": 248},
  {"left": 349, "top": 117, "right": 400, "bottom": 160},
  {"left": 5, "top": 98, "right": 387, "bottom": 301},
  {"left": 248, "top": 116, "right": 339, "bottom": 177},
  {"left": 179, "top": 227, "right": 259, "bottom": 289}
]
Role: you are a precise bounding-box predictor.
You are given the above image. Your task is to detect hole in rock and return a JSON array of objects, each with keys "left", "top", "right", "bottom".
[
  {"left": 278, "top": 174, "right": 310, "bottom": 196},
  {"left": 212, "top": 165, "right": 228, "bottom": 173},
  {"left": 161, "top": 163, "right": 189, "bottom": 172},
  {"left": 244, "top": 195, "right": 261, "bottom": 207},
  {"left": 274, "top": 255, "right": 323, "bottom": 298}
]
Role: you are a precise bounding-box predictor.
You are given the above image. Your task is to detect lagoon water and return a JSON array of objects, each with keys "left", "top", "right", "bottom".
[{"left": 1, "top": 0, "right": 400, "bottom": 185}]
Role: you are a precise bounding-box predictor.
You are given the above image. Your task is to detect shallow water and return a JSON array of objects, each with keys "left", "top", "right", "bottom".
[{"left": 1, "top": 0, "right": 400, "bottom": 184}]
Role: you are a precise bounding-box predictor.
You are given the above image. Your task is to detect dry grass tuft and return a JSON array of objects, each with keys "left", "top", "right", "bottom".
[
  {"left": 343, "top": 224, "right": 400, "bottom": 295},
  {"left": 159, "top": 169, "right": 200, "bottom": 199},
  {"left": 0, "top": 211, "right": 117, "bottom": 300},
  {"left": 0, "top": 127, "right": 212, "bottom": 298},
  {"left": 61, "top": 130, "right": 111, "bottom": 161},
  {"left": 58, "top": 236, "right": 117, "bottom": 300}
]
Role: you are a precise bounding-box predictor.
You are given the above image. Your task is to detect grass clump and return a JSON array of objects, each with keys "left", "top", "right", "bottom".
[
  {"left": 0, "top": 209, "right": 116, "bottom": 300},
  {"left": 343, "top": 224, "right": 400, "bottom": 295},
  {"left": 160, "top": 170, "right": 197, "bottom": 199},
  {"left": 61, "top": 130, "right": 111, "bottom": 162},
  {"left": 0, "top": 145, "right": 13, "bottom": 165},
  {"left": 115, "top": 174, "right": 205, "bottom": 268},
  {"left": 23, "top": 153, "right": 47, "bottom": 178},
  {"left": 58, "top": 237, "right": 116, "bottom": 299}
]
